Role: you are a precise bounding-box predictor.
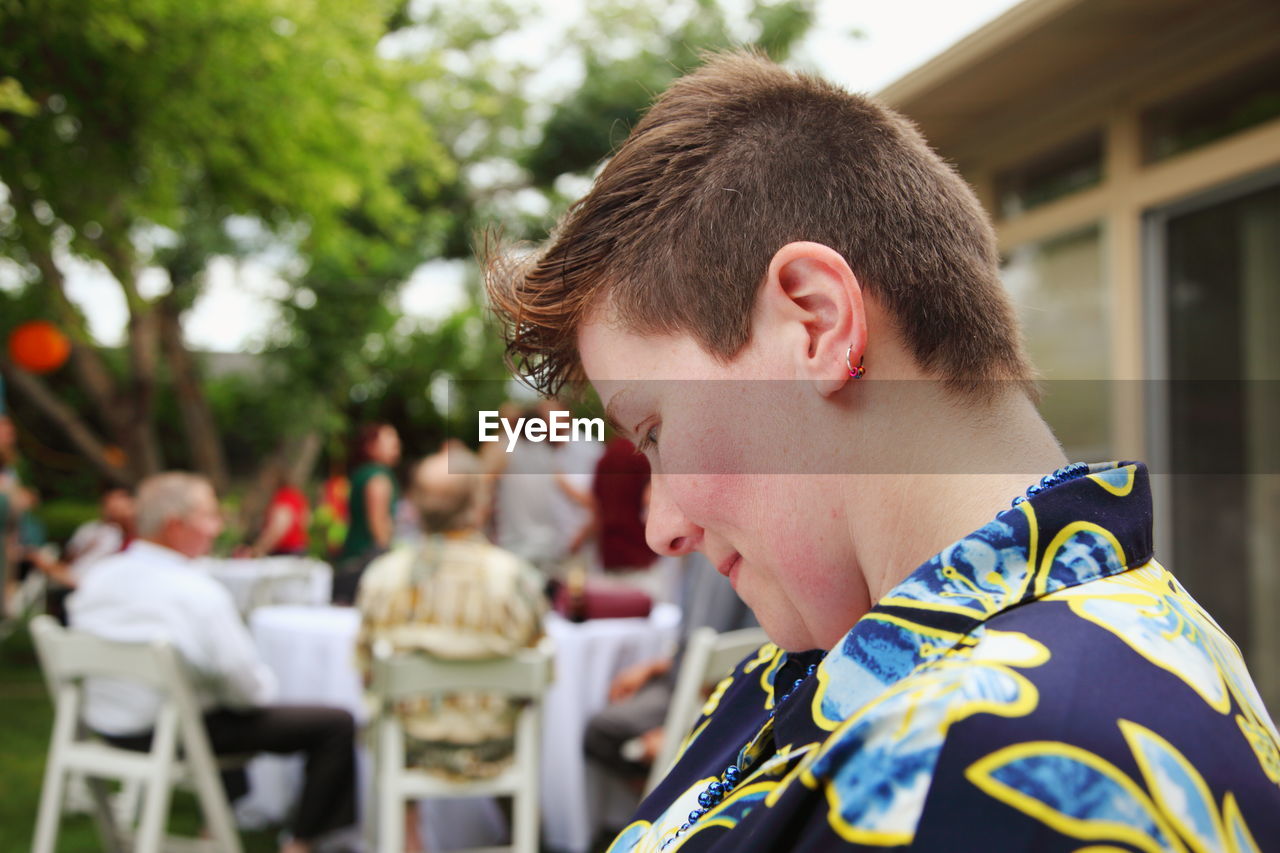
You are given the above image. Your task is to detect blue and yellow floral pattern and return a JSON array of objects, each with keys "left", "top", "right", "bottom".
[{"left": 610, "top": 463, "right": 1280, "bottom": 851}]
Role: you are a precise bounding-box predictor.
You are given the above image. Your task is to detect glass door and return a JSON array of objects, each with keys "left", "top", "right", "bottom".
[{"left": 1147, "top": 174, "right": 1280, "bottom": 710}]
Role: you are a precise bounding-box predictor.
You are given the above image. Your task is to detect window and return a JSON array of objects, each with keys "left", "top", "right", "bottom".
[
  {"left": 1001, "top": 225, "right": 1110, "bottom": 461},
  {"left": 1143, "top": 55, "right": 1280, "bottom": 163},
  {"left": 996, "top": 133, "right": 1103, "bottom": 219}
]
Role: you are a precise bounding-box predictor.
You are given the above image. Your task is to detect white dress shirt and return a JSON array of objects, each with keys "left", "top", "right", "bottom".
[
  {"left": 67, "top": 540, "right": 278, "bottom": 735},
  {"left": 63, "top": 519, "right": 124, "bottom": 581}
]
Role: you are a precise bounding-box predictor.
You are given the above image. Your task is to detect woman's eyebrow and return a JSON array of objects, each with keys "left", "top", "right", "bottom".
[{"left": 603, "top": 390, "right": 635, "bottom": 436}]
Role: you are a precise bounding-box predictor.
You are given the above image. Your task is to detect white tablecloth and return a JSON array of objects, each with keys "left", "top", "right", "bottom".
[
  {"left": 198, "top": 556, "right": 332, "bottom": 614},
  {"left": 236, "top": 606, "right": 363, "bottom": 830},
  {"left": 239, "top": 602, "right": 681, "bottom": 852},
  {"left": 542, "top": 603, "right": 681, "bottom": 853}
]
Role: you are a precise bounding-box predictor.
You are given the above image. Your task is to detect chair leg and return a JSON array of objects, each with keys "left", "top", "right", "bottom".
[
  {"left": 512, "top": 706, "right": 540, "bottom": 853},
  {"left": 376, "top": 716, "right": 404, "bottom": 853},
  {"left": 182, "top": 735, "right": 243, "bottom": 853},
  {"left": 134, "top": 708, "right": 180, "bottom": 853},
  {"left": 86, "top": 775, "right": 128, "bottom": 853},
  {"left": 33, "top": 686, "right": 80, "bottom": 853},
  {"left": 132, "top": 776, "right": 174, "bottom": 853},
  {"left": 513, "top": 789, "right": 538, "bottom": 853},
  {"left": 32, "top": 758, "right": 66, "bottom": 853},
  {"left": 114, "top": 778, "right": 143, "bottom": 827}
]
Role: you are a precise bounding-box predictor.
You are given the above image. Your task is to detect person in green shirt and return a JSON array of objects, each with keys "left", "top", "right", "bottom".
[{"left": 332, "top": 422, "right": 401, "bottom": 603}]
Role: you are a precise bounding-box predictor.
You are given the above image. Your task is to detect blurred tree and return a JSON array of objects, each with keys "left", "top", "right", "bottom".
[
  {"left": 0, "top": 0, "right": 452, "bottom": 488},
  {"left": 0, "top": 0, "right": 821, "bottom": 510},
  {"left": 254, "top": 0, "right": 820, "bottom": 495},
  {"left": 524, "top": 0, "right": 817, "bottom": 188}
]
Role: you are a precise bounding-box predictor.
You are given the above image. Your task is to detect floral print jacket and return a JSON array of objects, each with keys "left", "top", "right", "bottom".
[{"left": 610, "top": 463, "right": 1280, "bottom": 852}]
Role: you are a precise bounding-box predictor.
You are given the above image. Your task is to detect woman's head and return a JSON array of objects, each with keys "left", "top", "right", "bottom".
[
  {"left": 488, "top": 50, "right": 1034, "bottom": 400},
  {"left": 351, "top": 422, "right": 401, "bottom": 468},
  {"left": 487, "top": 52, "right": 1044, "bottom": 651}
]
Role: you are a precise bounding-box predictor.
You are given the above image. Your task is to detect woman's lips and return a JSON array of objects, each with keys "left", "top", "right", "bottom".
[{"left": 717, "top": 553, "right": 742, "bottom": 585}]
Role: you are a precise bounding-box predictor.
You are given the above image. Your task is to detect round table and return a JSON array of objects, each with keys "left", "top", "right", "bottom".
[
  {"left": 541, "top": 604, "right": 681, "bottom": 853},
  {"left": 197, "top": 557, "right": 332, "bottom": 615}
]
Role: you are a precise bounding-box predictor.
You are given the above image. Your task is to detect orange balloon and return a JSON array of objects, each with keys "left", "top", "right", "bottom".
[{"left": 9, "top": 320, "right": 71, "bottom": 373}]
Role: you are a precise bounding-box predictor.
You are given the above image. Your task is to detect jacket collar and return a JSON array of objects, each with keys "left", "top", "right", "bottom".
[{"left": 804, "top": 462, "right": 1154, "bottom": 732}]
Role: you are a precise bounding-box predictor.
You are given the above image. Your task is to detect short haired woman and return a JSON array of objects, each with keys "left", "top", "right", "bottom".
[{"left": 488, "top": 51, "right": 1280, "bottom": 853}]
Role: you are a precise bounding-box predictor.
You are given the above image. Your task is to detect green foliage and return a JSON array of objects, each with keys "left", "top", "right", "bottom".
[
  {"left": 331, "top": 300, "right": 511, "bottom": 459},
  {"left": 32, "top": 498, "right": 98, "bottom": 545},
  {"left": 524, "top": 0, "right": 816, "bottom": 186},
  {"left": 0, "top": 0, "right": 451, "bottom": 268},
  {"left": 0, "top": 77, "right": 37, "bottom": 145},
  {"left": 0, "top": 0, "right": 820, "bottom": 499}
]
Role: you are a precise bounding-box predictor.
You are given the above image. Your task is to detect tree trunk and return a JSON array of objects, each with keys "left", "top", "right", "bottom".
[
  {"left": 158, "top": 297, "right": 229, "bottom": 493},
  {"left": 287, "top": 430, "right": 323, "bottom": 488},
  {"left": 10, "top": 183, "right": 162, "bottom": 482},
  {"left": 109, "top": 261, "right": 164, "bottom": 480},
  {"left": 238, "top": 430, "right": 322, "bottom": 533},
  {"left": 0, "top": 361, "right": 132, "bottom": 486},
  {"left": 16, "top": 208, "right": 128, "bottom": 455}
]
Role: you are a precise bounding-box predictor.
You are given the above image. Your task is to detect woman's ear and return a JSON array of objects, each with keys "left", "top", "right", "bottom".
[{"left": 757, "top": 241, "right": 867, "bottom": 397}]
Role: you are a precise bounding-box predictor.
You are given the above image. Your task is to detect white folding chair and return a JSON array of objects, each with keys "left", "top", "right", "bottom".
[
  {"left": 244, "top": 558, "right": 326, "bottom": 615},
  {"left": 645, "top": 626, "right": 769, "bottom": 794},
  {"left": 0, "top": 569, "right": 47, "bottom": 641},
  {"left": 28, "top": 614, "right": 244, "bottom": 853},
  {"left": 370, "top": 639, "right": 555, "bottom": 853}
]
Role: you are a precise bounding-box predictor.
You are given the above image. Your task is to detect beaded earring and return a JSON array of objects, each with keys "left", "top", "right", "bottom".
[{"left": 845, "top": 345, "right": 865, "bottom": 379}]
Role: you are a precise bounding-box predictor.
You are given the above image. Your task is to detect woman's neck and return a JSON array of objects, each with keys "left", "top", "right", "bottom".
[{"left": 845, "top": 385, "right": 1068, "bottom": 607}]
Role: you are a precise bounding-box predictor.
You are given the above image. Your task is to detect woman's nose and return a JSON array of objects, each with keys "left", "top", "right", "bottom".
[{"left": 644, "top": 473, "right": 702, "bottom": 557}]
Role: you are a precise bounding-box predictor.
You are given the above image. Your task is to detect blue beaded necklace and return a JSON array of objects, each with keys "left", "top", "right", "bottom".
[
  {"left": 661, "top": 662, "right": 818, "bottom": 849},
  {"left": 1011, "top": 462, "right": 1090, "bottom": 507}
]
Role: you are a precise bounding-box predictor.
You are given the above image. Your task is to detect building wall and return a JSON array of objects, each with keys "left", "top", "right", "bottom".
[{"left": 884, "top": 4, "right": 1280, "bottom": 711}]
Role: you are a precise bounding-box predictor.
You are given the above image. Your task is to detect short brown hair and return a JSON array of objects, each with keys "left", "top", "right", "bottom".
[{"left": 488, "top": 50, "right": 1033, "bottom": 396}]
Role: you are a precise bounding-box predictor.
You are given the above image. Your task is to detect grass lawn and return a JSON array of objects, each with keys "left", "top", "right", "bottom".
[{"left": 0, "top": 618, "right": 280, "bottom": 852}]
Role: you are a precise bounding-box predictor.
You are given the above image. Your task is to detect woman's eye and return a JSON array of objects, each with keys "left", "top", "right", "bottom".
[{"left": 636, "top": 424, "right": 660, "bottom": 453}]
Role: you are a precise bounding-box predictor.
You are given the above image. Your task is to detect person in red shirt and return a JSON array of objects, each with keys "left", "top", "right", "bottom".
[
  {"left": 247, "top": 465, "right": 310, "bottom": 557},
  {"left": 592, "top": 436, "right": 658, "bottom": 573}
]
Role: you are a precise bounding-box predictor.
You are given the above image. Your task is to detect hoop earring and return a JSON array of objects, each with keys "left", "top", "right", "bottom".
[{"left": 846, "top": 346, "right": 866, "bottom": 379}]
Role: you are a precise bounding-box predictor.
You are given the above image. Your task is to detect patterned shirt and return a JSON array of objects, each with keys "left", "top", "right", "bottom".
[
  {"left": 610, "top": 462, "right": 1280, "bottom": 852},
  {"left": 356, "top": 533, "right": 547, "bottom": 778}
]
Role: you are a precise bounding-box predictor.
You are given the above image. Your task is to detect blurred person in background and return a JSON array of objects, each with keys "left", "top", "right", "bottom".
[
  {"left": 63, "top": 486, "right": 137, "bottom": 576},
  {"left": 69, "top": 472, "right": 356, "bottom": 853},
  {"left": 332, "top": 422, "right": 401, "bottom": 604},
  {"left": 491, "top": 403, "right": 589, "bottom": 588},
  {"left": 242, "top": 462, "right": 310, "bottom": 558},
  {"left": 0, "top": 412, "right": 46, "bottom": 616},
  {"left": 36, "top": 484, "right": 137, "bottom": 623},
  {"left": 356, "top": 445, "right": 546, "bottom": 853},
  {"left": 591, "top": 435, "right": 664, "bottom": 598}
]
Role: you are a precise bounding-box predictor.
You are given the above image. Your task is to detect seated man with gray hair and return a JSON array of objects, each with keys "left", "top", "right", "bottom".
[
  {"left": 69, "top": 471, "right": 356, "bottom": 853},
  {"left": 356, "top": 443, "right": 547, "bottom": 852}
]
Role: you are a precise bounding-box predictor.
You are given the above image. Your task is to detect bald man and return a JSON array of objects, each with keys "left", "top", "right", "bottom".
[{"left": 355, "top": 446, "right": 547, "bottom": 851}]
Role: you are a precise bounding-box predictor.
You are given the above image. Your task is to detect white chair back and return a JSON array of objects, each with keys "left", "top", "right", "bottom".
[
  {"left": 28, "top": 614, "right": 243, "bottom": 853},
  {"left": 370, "top": 639, "right": 555, "bottom": 853},
  {"left": 646, "top": 626, "right": 769, "bottom": 794},
  {"left": 244, "top": 557, "right": 329, "bottom": 614}
]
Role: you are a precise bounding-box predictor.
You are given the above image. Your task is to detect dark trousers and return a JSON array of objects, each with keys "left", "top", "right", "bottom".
[
  {"left": 584, "top": 675, "right": 674, "bottom": 779},
  {"left": 109, "top": 705, "right": 356, "bottom": 842}
]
